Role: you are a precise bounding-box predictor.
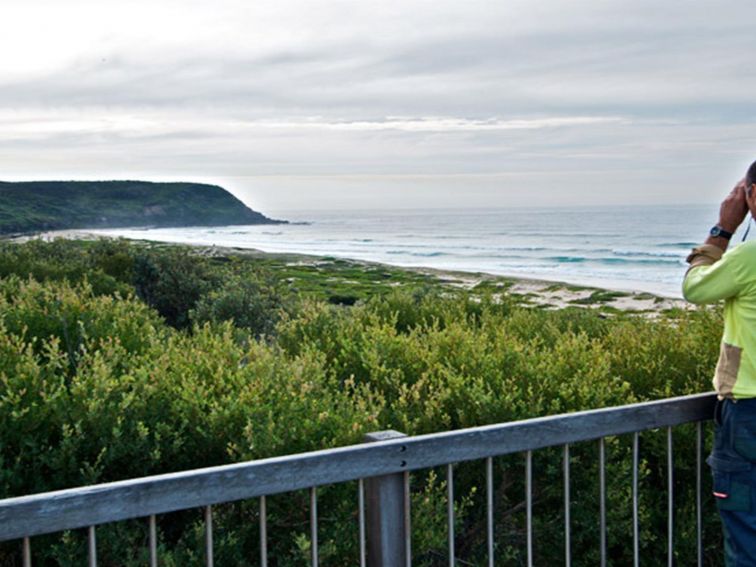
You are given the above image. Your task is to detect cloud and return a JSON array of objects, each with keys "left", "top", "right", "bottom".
[
  {"left": 255, "top": 116, "right": 629, "bottom": 132},
  {"left": 2, "top": 0, "right": 756, "bottom": 209}
]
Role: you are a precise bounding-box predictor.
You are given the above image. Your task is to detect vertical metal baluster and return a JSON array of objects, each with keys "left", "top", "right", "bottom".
[
  {"left": 667, "top": 427, "right": 674, "bottom": 567},
  {"left": 526, "top": 451, "right": 533, "bottom": 567},
  {"left": 205, "top": 506, "right": 214, "bottom": 567},
  {"left": 633, "top": 433, "right": 639, "bottom": 567},
  {"left": 311, "top": 487, "right": 318, "bottom": 567},
  {"left": 22, "top": 537, "right": 31, "bottom": 567},
  {"left": 564, "top": 444, "right": 571, "bottom": 567},
  {"left": 486, "top": 457, "right": 494, "bottom": 567},
  {"left": 696, "top": 422, "right": 703, "bottom": 567},
  {"left": 358, "top": 480, "right": 366, "bottom": 567},
  {"left": 88, "top": 526, "right": 97, "bottom": 567},
  {"left": 149, "top": 515, "right": 157, "bottom": 567},
  {"left": 599, "top": 438, "right": 606, "bottom": 567},
  {"left": 260, "top": 496, "right": 268, "bottom": 567},
  {"left": 404, "top": 471, "right": 412, "bottom": 567},
  {"left": 447, "top": 463, "right": 455, "bottom": 566}
]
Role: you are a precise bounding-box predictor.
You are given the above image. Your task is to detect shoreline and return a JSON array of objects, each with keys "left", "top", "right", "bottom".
[
  {"left": 18, "top": 229, "right": 690, "bottom": 313},
  {"left": 401, "top": 264, "right": 688, "bottom": 312}
]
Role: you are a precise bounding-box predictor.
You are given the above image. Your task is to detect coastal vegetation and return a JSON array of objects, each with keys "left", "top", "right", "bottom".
[
  {"left": 0, "top": 238, "right": 722, "bottom": 566},
  {"left": 0, "top": 181, "right": 282, "bottom": 235}
]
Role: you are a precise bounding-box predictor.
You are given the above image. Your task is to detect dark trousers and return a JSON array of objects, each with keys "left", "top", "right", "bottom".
[{"left": 709, "top": 398, "right": 756, "bottom": 566}]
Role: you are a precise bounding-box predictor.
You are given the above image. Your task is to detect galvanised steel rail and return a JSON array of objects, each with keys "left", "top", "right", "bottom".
[{"left": 0, "top": 392, "right": 717, "bottom": 566}]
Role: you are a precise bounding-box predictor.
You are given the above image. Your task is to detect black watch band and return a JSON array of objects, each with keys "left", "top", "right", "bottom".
[{"left": 710, "top": 225, "right": 733, "bottom": 240}]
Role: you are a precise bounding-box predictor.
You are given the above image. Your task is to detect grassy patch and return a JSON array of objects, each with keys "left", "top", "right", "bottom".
[
  {"left": 634, "top": 292, "right": 656, "bottom": 300},
  {"left": 569, "top": 289, "right": 630, "bottom": 305},
  {"left": 471, "top": 279, "right": 514, "bottom": 293}
]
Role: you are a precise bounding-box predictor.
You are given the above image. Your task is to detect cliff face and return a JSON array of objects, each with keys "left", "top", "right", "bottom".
[{"left": 0, "top": 181, "right": 285, "bottom": 234}]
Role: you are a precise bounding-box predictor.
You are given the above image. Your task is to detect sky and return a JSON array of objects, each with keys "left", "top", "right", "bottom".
[{"left": 2, "top": 0, "right": 756, "bottom": 212}]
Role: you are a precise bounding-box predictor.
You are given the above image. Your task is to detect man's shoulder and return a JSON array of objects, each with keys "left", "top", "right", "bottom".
[
  {"left": 725, "top": 241, "right": 756, "bottom": 280},
  {"left": 727, "top": 241, "right": 756, "bottom": 259}
]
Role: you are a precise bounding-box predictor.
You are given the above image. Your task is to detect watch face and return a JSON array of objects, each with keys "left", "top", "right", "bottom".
[{"left": 710, "top": 226, "right": 732, "bottom": 239}]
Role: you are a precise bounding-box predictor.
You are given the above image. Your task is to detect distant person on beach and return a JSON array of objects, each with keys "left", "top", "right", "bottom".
[{"left": 683, "top": 163, "right": 756, "bottom": 565}]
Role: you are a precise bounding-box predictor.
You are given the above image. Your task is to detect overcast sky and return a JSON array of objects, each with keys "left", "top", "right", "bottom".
[{"left": 2, "top": 0, "right": 756, "bottom": 212}]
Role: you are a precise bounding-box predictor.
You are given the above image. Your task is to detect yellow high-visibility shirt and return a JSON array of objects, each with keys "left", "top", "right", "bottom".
[{"left": 684, "top": 241, "right": 756, "bottom": 399}]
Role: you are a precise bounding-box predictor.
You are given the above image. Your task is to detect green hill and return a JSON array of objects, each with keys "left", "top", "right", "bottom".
[{"left": 0, "top": 180, "right": 284, "bottom": 234}]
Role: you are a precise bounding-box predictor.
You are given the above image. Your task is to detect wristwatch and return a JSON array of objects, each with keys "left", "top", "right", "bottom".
[{"left": 710, "top": 225, "right": 733, "bottom": 240}]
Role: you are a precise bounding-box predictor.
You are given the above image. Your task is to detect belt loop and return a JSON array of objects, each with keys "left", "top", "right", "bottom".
[{"left": 715, "top": 398, "right": 725, "bottom": 427}]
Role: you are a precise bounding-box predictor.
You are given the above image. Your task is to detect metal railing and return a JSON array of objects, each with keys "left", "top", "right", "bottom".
[{"left": 0, "top": 392, "right": 717, "bottom": 566}]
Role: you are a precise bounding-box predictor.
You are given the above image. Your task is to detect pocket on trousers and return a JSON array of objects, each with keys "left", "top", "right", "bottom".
[
  {"left": 726, "top": 399, "right": 756, "bottom": 460},
  {"left": 734, "top": 423, "right": 756, "bottom": 460},
  {"left": 708, "top": 455, "right": 752, "bottom": 512}
]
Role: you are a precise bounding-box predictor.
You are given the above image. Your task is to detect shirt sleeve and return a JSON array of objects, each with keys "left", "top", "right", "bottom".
[{"left": 683, "top": 244, "right": 745, "bottom": 304}]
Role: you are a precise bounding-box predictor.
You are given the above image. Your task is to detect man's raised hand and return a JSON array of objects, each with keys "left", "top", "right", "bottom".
[{"left": 718, "top": 178, "right": 749, "bottom": 233}]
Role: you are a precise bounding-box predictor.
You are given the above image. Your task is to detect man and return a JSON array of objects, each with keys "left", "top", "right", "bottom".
[{"left": 683, "top": 166, "right": 756, "bottom": 566}]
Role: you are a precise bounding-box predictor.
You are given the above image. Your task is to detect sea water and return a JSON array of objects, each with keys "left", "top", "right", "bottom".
[{"left": 89, "top": 204, "right": 731, "bottom": 297}]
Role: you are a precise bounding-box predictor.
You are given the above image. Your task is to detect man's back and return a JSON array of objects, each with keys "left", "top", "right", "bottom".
[{"left": 685, "top": 240, "right": 756, "bottom": 399}]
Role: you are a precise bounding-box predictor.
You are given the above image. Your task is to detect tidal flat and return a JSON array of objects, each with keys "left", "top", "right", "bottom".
[{"left": 21, "top": 230, "right": 689, "bottom": 315}]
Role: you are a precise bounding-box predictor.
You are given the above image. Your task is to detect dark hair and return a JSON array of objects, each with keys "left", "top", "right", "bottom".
[{"left": 747, "top": 160, "right": 756, "bottom": 187}]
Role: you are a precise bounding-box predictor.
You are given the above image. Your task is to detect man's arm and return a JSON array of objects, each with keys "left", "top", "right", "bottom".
[{"left": 683, "top": 180, "right": 748, "bottom": 304}]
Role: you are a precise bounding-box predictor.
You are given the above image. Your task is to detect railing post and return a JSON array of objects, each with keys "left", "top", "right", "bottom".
[{"left": 364, "top": 431, "right": 409, "bottom": 567}]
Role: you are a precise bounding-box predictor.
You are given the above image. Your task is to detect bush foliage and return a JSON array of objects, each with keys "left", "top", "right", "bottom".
[{"left": 0, "top": 239, "right": 723, "bottom": 566}]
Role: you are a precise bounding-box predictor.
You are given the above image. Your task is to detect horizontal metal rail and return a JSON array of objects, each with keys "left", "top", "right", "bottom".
[{"left": 0, "top": 392, "right": 716, "bottom": 541}]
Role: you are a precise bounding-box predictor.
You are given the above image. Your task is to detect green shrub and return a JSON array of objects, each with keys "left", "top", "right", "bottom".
[
  {"left": 0, "top": 277, "right": 164, "bottom": 368},
  {"left": 190, "top": 274, "right": 287, "bottom": 338},
  {"left": 133, "top": 249, "right": 220, "bottom": 328},
  {"left": 0, "top": 239, "right": 133, "bottom": 296},
  {"left": 0, "top": 240, "right": 725, "bottom": 565}
]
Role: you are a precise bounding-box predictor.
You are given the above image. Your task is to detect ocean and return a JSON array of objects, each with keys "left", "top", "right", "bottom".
[{"left": 88, "top": 204, "right": 734, "bottom": 298}]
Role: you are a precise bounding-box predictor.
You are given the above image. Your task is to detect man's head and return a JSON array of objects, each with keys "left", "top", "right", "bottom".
[
  {"left": 744, "top": 161, "right": 756, "bottom": 217},
  {"left": 746, "top": 160, "right": 756, "bottom": 191}
]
